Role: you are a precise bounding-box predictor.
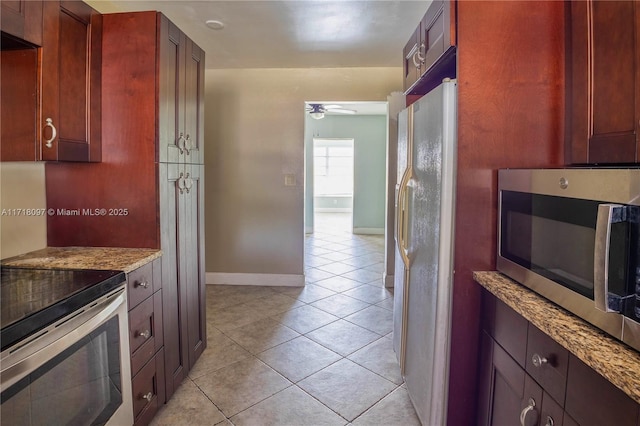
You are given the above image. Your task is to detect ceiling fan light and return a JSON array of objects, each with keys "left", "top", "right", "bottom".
[{"left": 310, "top": 111, "right": 325, "bottom": 120}]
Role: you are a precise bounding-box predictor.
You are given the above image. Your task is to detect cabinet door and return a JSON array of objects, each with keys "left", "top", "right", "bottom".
[
  {"left": 419, "top": 0, "right": 454, "bottom": 77},
  {"left": 159, "top": 162, "right": 188, "bottom": 400},
  {"left": 183, "top": 39, "right": 205, "bottom": 165},
  {"left": 182, "top": 164, "right": 206, "bottom": 367},
  {"left": 41, "top": 0, "right": 102, "bottom": 162},
  {"left": 566, "top": 0, "right": 639, "bottom": 164},
  {"left": 1, "top": 0, "right": 43, "bottom": 46},
  {"left": 158, "top": 15, "right": 185, "bottom": 164},
  {"left": 403, "top": 26, "right": 421, "bottom": 92},
  {"left": 478, "top": 333, "right": 544, "bottom": 426}
]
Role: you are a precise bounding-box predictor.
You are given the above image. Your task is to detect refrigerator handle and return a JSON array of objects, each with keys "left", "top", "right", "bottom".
[{"left": 396, "top": 172, "right": 412, "bottom": 267}]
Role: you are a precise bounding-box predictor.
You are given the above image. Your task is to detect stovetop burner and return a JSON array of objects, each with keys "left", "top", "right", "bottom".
[{"left": 0, "top": 266, "right": 126, "bottom": 351}]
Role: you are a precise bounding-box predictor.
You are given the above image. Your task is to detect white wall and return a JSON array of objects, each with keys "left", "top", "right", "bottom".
[{"left": 204, "top": 67, "right": 402, "bottom": 283}]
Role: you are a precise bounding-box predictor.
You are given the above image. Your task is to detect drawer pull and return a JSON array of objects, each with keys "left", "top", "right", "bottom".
[
  {"left": 532, "top": 353, "right": 548, "bottom": 368},
  {"left": 519, "top": 398, "right": 538, "bottom": 426},
  {"left": 141, "top": 392, "right": 153, "bottom": 402},
  {"left": 137, "top": 329, "right": 151, "bottom": 339},
  {"left": 135, "top": 280, "right": 149, "bottom": 289}
]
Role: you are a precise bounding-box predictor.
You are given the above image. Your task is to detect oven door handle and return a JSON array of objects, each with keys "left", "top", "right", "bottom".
[
  {"left": 594, "top": 203, "right": 624, "bottom": 313},
  {"left": 0, "top": 289, "right": 126, "bottom": 392}
]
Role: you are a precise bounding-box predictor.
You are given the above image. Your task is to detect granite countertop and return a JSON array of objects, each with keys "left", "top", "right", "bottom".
[
  {"left": 2, "top": 247, "right": 161, "bottom": 274},
  {"left": 474, "top": 271, "right": 640, "bottom": 405}
]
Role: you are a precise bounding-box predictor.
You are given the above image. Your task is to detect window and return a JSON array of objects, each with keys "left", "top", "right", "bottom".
[{"left": 313, "top": 139, "right": 354, "bottom": 196}]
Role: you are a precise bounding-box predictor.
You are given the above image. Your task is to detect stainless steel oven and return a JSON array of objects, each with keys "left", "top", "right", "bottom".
[
  {"left": 1, "top": 268, "right": 133, "bottom": 425},
  {"left": 497, "top": 168, "right": 640, "bottom": 351}
]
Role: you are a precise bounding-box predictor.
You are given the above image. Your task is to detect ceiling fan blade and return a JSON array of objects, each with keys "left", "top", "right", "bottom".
[{"left": 328, "top": 108, "right": 356, "bottom": 114}]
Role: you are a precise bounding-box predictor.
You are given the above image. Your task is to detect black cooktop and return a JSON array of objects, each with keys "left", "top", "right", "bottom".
[{"left": 0, "top": 266, "right": 126, "bottom": 351}]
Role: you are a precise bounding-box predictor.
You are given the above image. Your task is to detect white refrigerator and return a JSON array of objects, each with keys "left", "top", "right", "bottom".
[{"left": 393, "top": 79, "right": 457, "bottom": 426}]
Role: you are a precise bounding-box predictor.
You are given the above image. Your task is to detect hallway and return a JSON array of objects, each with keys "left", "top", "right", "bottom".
[{"left": 151, "top": 213, "right": 420, "bottom": 425}]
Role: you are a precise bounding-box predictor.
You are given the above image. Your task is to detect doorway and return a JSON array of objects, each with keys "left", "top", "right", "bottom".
[{"left": 313, "top": 138, "right": 354, "bottom": 235}]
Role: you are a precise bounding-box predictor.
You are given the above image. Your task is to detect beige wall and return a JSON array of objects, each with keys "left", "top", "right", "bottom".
[
  {"left": 205, "top": 67, "right": 402, "bottom": 278},
  {"left": 0, "top": 163, "right": 47, "bottom": 259}
]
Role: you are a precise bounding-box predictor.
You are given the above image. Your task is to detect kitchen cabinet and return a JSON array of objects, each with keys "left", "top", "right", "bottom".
[
  {"left": 127, "top": 259, "right": 165, "bottom": 426},
  {"left": 477, "top": 290, "right": 640, "bottom": 426},
  {"left": 160, "top": 163, "right": 206, "bottom": 389},
  {"left": 565, "top": 0, "right": 640, "bottom": 164},
  {"left": 402, "top": 0, "right": 456, "bottom": 96},
  {"left": 1, "top": 0, "right": 43, "bottom": 46},
  {"left": 1, "top": 0, "right": 102, "bottom": 162},
  {"left": 158, "top": 16, "right": 205, "bottom": 165},
  {"left": 45, "top": 10, "right": 207, "bottom": 408}
]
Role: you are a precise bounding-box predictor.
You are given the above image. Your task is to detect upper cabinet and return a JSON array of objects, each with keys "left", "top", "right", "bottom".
[
  {"left": 1, "top": 0, "right": 43, "bottom": 46},
  {"left": 403, "top": 0, "right": 456, "bottom": 95},
  {"left": 158, "top": 15, "right": 204, "bottom": 165},
  {"left": 0, "top": 0, "right": 102, "bottom": 162},
  {"left": 566, "top": 0, "right": 640, "bottom": 164}
]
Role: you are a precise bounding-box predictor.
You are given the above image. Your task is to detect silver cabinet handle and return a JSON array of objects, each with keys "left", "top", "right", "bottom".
[
  {"left": 141, "top": 392, "right": 153, "bottom": 402},
  {"left": 177, "top": 172, "right": 186, "bottom": 194},
  {"left": 184, "top": 172, "right": 192, "bottom": 194},
  {"left": 137, "top": 329, "right": 151, "bottom": 339},
  {"left": 520, "top": 398, "right": 537, "bottom": 426},
  {"left": 44, "top": 118, "right": 57, "bottom": 148},
  {"left": 594, "top": 203, "right": 624, "bottom": 312},
  {"left": 135, "top": 280, "right": 149, "bottom": 289},
  {"left": 177, "top": 133, "right": 185, "bottom": 154},
  {"left": 532, "top": 353, "right": 548, "bottom": 368},
  {"left": 544, "top": 416, "right": 555, "bottom": 426},
  {"left": 184, "top": 134, "right": 192, "bottom": 154}
]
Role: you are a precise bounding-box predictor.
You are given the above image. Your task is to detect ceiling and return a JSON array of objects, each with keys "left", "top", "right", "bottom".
[{"left": 86, "top": 0, "right": 432, "bottom": 70}]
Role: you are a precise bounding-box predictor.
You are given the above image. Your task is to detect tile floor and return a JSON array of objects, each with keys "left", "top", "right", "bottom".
[{"left": 151, "top": 213, "right": 420, "bottom": 425}]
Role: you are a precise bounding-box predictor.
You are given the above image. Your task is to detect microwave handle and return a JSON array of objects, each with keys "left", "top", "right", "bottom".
[{"left": 594, "top": 203, "right": 624, "bottom": 312}]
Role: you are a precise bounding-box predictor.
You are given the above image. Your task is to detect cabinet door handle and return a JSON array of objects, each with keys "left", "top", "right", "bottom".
[
  {"left": 141, "top": 391, "right": 153, "bottom": 402},
  {"left": 519, "top": 398, "right": 537, "bottom": 426},
  {"left": 136, "top": 329, "right": 151, "bottom": 339},
  {"left": 544, "top": 416, "right": 555, "bottom": 426},
  {"left": 135, "top": 280, "right": 149, "bottom": 289},
  {"left": 184, "top": 173, "right": 192, "bottom": 193},
  {"left": 184, "top": 134, "right": 192, "bottom": 154},
  {"left": 177, "top": 172, "right": 186, "bottom": 194},
  {"left": 44, "top": 118, "right": 57, "bottom": 148},
  {"left": 531, "top": 353, "right": 548, "bottom": 368},
  {"left": 177, "top": 133, "right": 185, "bottom": 154}
]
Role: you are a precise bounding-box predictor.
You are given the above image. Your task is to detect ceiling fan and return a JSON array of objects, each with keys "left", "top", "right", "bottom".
[{"left": 306, "top": 103, "right": 356, "bottom": 120}]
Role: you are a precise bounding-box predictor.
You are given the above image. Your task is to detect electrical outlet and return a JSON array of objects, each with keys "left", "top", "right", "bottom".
[{"left": 284, "top": 174, "right": 296, "bottom": 186}]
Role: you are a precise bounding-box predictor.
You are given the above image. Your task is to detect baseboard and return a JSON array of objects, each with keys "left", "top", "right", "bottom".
[
  {"left": 206, "top": 272, "right": 304, "bottom": 287},
  {"left": 353, "top": 227, "right": 385, "bottom": 235}
]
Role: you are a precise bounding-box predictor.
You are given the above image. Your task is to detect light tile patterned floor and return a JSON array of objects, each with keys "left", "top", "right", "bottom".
[{"left": 151, "top": 213, "right": 420, "bottom": 426}]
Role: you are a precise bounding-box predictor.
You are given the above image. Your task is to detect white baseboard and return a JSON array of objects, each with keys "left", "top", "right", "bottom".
[
  {"left": 353, "top": 227, "right": 385, "bottom": 235},
  {"left": 206, "top": 272, "right": 304, "bottom": 287}
]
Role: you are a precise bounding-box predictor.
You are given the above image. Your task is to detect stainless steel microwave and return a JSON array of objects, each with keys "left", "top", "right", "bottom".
[{"left": 497, "top": 168, "right": 640, "bottom": 351}]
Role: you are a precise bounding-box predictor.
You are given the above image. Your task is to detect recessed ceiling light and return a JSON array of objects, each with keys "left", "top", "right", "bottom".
[{"left": 205, "top": 19, "right": 225, "bottom": 30}]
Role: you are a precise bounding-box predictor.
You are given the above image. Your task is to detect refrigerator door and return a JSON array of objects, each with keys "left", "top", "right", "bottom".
[{"left": 397, "top": 80, "right": 457, "bottom": 426}]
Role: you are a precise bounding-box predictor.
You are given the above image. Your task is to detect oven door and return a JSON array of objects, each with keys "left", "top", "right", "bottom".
[{"left": 1, "top": 288, "right": 133, "bottom": 426}]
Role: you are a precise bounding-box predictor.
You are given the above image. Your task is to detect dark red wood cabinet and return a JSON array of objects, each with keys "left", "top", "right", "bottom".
[
  {"left": 477, "top": 290, "right": 640, "bottom": 426},
  {"left": 402, "top": 0, "right": 456, "bottom": 96},
  {"left": 46, "top": 10, "right": 207, "bottom": 407},
  {"left": 0, "top": 0, "right": 102, "bottom": 162},
  {"left": 565, "top": 0, "right": 640, "bottom": 164}
]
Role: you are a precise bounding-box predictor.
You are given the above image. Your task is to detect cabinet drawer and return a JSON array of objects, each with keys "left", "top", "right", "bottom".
[
  {"left": 129, "top": 291, "right": 163, "bottom": 357},
  {"left": 492, "top": 296, "right": 529, "bottom": 367},
  {"left": 526, "top": 324, "right": 569, "bottom": 406},
  {"left": 128, "top": 262, "right": 155, "bottom": 309},
  {"left": 132, "top": 348, "right": 166, "bottom": 426},
  {"left": 565, "top": 355, "right": 639, "bottom": 426}
]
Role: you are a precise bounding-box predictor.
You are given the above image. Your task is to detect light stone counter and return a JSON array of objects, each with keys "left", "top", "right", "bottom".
[
  {"left": 474, "top": 271, "right": 640, "bottom": 405},
  {"left": 2, "top": 247, "right": 161, "bottom": 274}
]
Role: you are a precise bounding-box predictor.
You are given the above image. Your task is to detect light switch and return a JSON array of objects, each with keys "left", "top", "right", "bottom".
[{"left": 284, "top": 174, "right": 296, "bottom": 186}]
